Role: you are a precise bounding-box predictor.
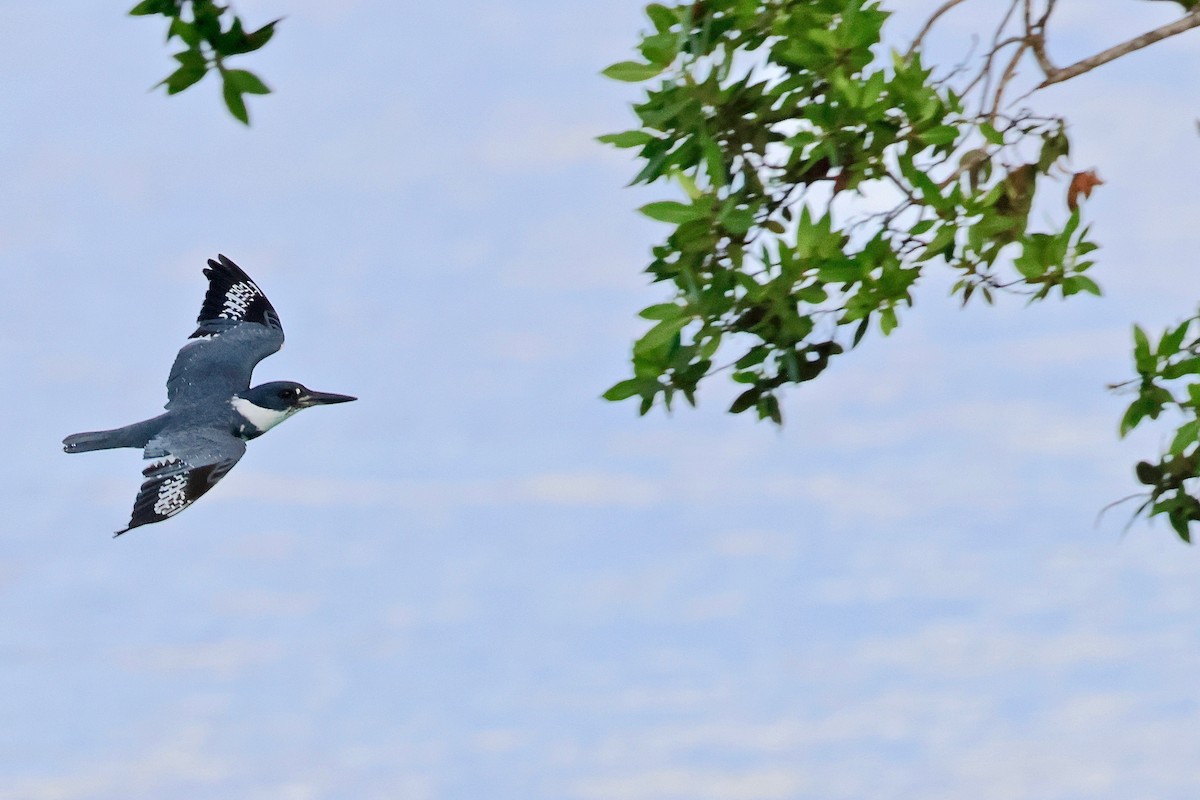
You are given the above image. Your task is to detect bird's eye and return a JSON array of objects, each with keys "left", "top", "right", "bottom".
[{"left": 278, "top": 389, "right": 292, "bottom": 399}]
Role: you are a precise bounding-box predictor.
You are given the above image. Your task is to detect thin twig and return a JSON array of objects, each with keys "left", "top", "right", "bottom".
[
  {"left": 907, "top": 0, "right": 973, "bottom": 58},
  {"left": 989, "top": 41, "right": 1028, "bottom": 118},
  {"left": 971, "top": 0, "right": 1022, "bottom": 112}
]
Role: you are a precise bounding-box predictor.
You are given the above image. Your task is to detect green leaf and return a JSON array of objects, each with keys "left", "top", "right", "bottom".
[
  {"left": 920, "top": 225, "right": 956, "bottom": 261},
  {"left": 762, "top": 394, "right": 783, "bottom": 425},
  {"left": 129, "top": 0, "right": 173, "bottom": 16},
  {"left": 729, "top": 387, "right": 760, "bottom": 414},
  {"left": 1135, "top": 460, "right": 1161, "bottom": 485},
  {"left": 1159, "top": 321, "right": 1190, "bottom": 357},
  {"left": 639, "top": 303, "right": 684, "bottom": 320},
  {"left": 168, "top": 17, "right": 200, "bottom": 47},
  {"left": 1170, "top": 420, "right": 1200, "bottom": 456},
  {"left": 222, "top": 78, "right": 250, "bottom": 124},
  {"left": 223, "top": 68, "right": 271, "bottom": 95},
  {"left": 172, "top": 48, "right": 207, "bottom": 69},
  {"left": 634, "top": 317, "right": 687, "bottom": 354},
  {"left": 918, "top": 124, "right": 958, "bottom": 147},
  {"left": 1162, "top": 357, "right": 1200, "bottom": 380},
  {"left": 639, "top": 32, "right": 678, "bottom": 66},
  {"left": 852, "top": 316, "right": 870, "bottom": 348},
  {"left": 1134, "top": 325, "right": 1153, "bottom": 373},
  {"left": 818, "top": 262, "right": 863, "bottom": 284},
  {"left": 217, "top": 16, "right": 280, "bottom": 55},
  {"left": 597, "top": 130, "right": 655, "bottom": 148},
  {"left": 672, "top": 168, "right": 701, "bottom": 199},
  {"left": 645, "top": 3, "right": 677, "bottom": 32},
  {"left": 979, "top": 121, "right": 1004, "bottom": 146},
  {"left": 639, "top": 201, "right": 706, "bottom": 224},
  {"left": 244, "top": 19, "right": 280, "bottom": 52},
  {"left": 603, "top": 378, "right": 645, "bottom": 401},
  {"left": 880, "top": 307, "right": 898, "bottom": 335},
  {"left": 160, "top": 64, "right": 207, "bottom": 94},
  {"left": 1120, "top": 399, "right": 1149, "bottom": 437},
  {"left": 601, "top": 61, "right": 665, "bottom": 82},
  {"left": 1069, "top": 275, "right": 1101, "bottom": 296},
  {"left": 719, "top": 206, "right": 755, "bottom": 235},
  {"left": 699, "top": 132, "right": 726, "bottom": 188},
  {"left": 1061, "top": 275, "right": 1100, "bottom": 297},
  {"left": 735, "top": 346, "right": 769, "bottom": 369}
]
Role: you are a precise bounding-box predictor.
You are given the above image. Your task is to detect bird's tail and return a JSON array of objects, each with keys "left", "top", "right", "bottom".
[
  {"left": 63, "top": 416, "right": 167, "bottom": 454},
  {"left": 63, "top": 429, "right": 136, "bottom": 453}
]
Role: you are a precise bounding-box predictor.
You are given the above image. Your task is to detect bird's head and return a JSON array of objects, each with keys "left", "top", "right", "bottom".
[
  {"left": 241, "top": 381, "right": 358, "bottom": 411},
  {"left": 232, "top": 381, "right": 356, "bottom": 437}
]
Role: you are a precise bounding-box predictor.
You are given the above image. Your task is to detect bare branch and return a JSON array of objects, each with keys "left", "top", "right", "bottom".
[
  {"left": 1038, "top": 10, "right": 1200, "bottom": 88},
  {"left": 907, "top": 0, "right": 972, "bottom": 58},
  {"left": 990, "top": 41, "right": 1028, "bottom": 117},
  {"left": 1025, "top": 0, "right": 1058, "bottom": 77},
  {"left": 973, "top": 0, "right": 1022, "bottom": 115},
  {"left": 1035, "top": 0, "right": 1059, "bottom": 30}
]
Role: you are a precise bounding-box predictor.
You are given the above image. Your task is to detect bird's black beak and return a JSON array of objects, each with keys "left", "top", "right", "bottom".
[{"left": 301, "top": 390, "right": 357, "bottom": 407}]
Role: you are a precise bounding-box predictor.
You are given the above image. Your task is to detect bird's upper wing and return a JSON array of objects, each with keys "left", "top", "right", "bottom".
[
  {"left": 165, "top": 255, "right": 285, "bottom": 409},
  {"left": 116, "top": 429, "right": 247, "bottom": 536}
]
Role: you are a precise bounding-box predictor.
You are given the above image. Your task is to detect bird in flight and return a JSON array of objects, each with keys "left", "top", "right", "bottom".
[{"left": 64, "top": 255, "right": 356, "bottom": 536}]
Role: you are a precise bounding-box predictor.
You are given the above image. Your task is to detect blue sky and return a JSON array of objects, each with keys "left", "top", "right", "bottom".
[{"left": 3, "top": 1, "right": 1200, "bottom": 797}]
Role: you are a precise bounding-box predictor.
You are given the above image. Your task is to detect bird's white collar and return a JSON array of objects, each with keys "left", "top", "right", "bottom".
[{"left": 231, "top": 396, "right": 297, "bottom": 433}]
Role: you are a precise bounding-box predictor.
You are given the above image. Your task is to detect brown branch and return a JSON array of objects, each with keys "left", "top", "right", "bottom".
[
  {"left": 990, "top": 41, "right": 1028, "bottom": 117},
  {"left": 907, "top": 0, "right": 972, "bottom": 58},
  {"left": 1037, "top": 10, "right": 1200, "bottom": 88},
  {"left": 1027, "top": 31, "right": 1056, "bottom": 77},
  {"left": 971, "top": 0, "right": 1022, "bottom": 112}
]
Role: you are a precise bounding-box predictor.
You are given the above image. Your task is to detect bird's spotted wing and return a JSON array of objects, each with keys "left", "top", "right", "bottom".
[
  {"left": 192, "top": 254, "right": 283, "bottom": 336},
  {"left": 165, "top": 255, "right": 285, "bottom": 409},
  {"left": 116, "top": 431, "right": 246, "bottom": 536}
]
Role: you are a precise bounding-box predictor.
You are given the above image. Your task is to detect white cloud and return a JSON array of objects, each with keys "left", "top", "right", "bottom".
[
  {"left": 222, "top": 470, "right": 663, "bottom": 509},
  {"left": 708, "top": 529, "right": 797, "bottom": 559},
  {"left": 114, "top": 639, "right": 283, "bottom": 679},
  {"left": 0, "top": 724, "right": 229, "bottom": 800},
  {"left": 683, "top": 590, "right": 746, "bottom": 621},
  {"left": 521, "top": 472, "right": 660, "bottom": 506},
  {"left": 570, "top": 767, "right": 808, "bottom": 800},
  {"left": 472, "top": 728, "right": 526, "bottom": 755},
  {"left": 850, "top": 623, "right": 1136, "bottom": 676},
  {"left": 498, "top": 210, "right": 653, "bottom": 291},
  {"left": 210, "top": 589, "right": 318, "bottom": 617},
  {"left": 477, "top": 103, "right": 610, "bottom": 172}
]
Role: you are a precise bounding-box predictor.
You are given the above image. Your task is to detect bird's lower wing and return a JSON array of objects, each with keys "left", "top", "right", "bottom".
[{"left": 116, "top": 440, "right": 246, "bottom": 536}]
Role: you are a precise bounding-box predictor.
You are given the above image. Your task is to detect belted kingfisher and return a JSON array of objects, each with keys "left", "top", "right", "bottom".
[{"left": 63, "top": 255, "right": 355, "bottom": 536}]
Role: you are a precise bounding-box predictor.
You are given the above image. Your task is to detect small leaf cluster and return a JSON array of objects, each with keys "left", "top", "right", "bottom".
[
  {"left": 1116, "top": 316, "right": 1200, "bottom": 541},
  {"left": 129, "top": 0, "right": 277, "bottom": 124},
  {"left": 600, "top": 0, "right": 1100, "bottom": 423}
]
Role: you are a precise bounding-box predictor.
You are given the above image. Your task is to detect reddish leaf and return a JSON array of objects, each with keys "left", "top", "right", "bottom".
[{"left": 1067, "top": 169, "right": 1104, "bottom": 211}]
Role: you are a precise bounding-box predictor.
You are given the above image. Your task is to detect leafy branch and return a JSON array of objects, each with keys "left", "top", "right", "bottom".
[
  {"left": 129, "top": 0, "right": 278, "bottom": 124},
  {"left": 601, "top": 0, "right": 1200, "bottom": 540},
  {"left": 600, "top": 0, "right": 1107, "bottom": 424},
  {"left": 1114, "top": 315, "right": 1200, "bottom": 541}
]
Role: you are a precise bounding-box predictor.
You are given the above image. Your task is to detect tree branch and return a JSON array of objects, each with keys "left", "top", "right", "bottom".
[
  {"left": 907, "top": 0, "right": 972, "bottom": 58},
  {"left": 990, "top": 41, "right": 1028, "bottom": 116},
  {"left": 1037, "top": 10, "right": 1200, "bottom": 88}
]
